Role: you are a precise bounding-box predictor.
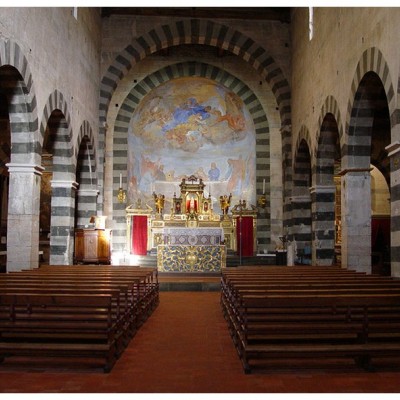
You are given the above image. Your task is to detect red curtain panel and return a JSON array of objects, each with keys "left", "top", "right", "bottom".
[
  {"left": 236, "top": 216, "right": 254, "bottom": 256},
  {"left": 132, "top": 215, "right": 148, "bottom": 255},
  {"left": 371, "top": 217, "right": 390, "bottom": 249}
]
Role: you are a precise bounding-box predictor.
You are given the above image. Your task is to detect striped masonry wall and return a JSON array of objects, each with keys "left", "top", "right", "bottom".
[
  {"left": 99, "top": 19, "right": 292, "bottom": 250},
  {"left": 111, "top": 61, "right": 271, "bottom": 252}
]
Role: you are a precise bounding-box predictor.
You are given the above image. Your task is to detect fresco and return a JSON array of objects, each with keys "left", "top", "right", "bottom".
[{"left": 127, "top": 77, "right": 256, "bottom": 214}]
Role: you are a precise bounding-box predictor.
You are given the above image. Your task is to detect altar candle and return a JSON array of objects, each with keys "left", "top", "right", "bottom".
[
  {"left": 262, "top": 178, "right": 265, "bottom": 194},
  {"left": 119, "top": 173, "right": 122, "bottom": 188}
]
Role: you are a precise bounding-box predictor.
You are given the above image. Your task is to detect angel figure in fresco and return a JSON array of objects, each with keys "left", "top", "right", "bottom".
[
  {"left": 225, "top": 155, "right": 246, "bottom": 195},
  {"left": 209, "top": 92, "right": 246, "bottom": 133},
  {"left": 153, "top": 192, "right": 165, "bottom": 214},
  {"left": 219, "top": 193, "right": 232, "bottom": 215}
]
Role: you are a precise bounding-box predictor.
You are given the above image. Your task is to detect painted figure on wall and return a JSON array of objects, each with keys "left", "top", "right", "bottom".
[
  {"left": 208, "top": 162, "right": 220, "bottom": 181},
  {"left": 128, "top": 76, "right": 256, "bottom": 213}
]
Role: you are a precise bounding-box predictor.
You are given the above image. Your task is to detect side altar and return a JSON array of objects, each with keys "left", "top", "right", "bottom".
[{"left": 125, "top": 176, "right": 257, "bottom": 272}]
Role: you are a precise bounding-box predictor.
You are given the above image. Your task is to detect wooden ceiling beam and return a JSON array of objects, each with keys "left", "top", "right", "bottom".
[{"left": 101, "top": 7, "right": 291, "bottom": 23}]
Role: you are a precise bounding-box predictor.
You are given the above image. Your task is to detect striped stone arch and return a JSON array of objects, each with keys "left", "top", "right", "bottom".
[
  {"left": 99, "top": 18, "right": 292, "bottom": 216},
  {"left": 294, "top": 126, "right": 313, "bottom": 167},
  {"left": 75, "top": 120, "right": 97, "bottom": 174},
  {"left": 317, "top": 96, "right": 344, "bottom": 151},
  {"left": 75, "top": 121, "right": 98, "bottom": 229},
  {"left": 40, "top": 90, "right": 74, "bottom": 173},
  {"left": 111, "top": 61, "right": 271, "bottom": 251},
  {"left": 312, "top": 97, "right": 343, "bottom": 266},
  {"left": 40, "top": 90, "right": 76, "bottom": 264},
  {"left": 100, "top": 19, "right": 290, "bottom": 125},
  {"left": 341, "top": 47, "right": 395, "bottom": 273},
  {"left": 315, "top": 96, "right": 342, "bottom": 185},
  {"left": 292, "top": 127, "right": 312, "bottom": 253},
  {"left": 345, "top": 47, "right": 395, "bottom": 169},
  {"left": 0, "top": 39, "right": 39, "bottom": 162},
  {"left": 0, "top": 39, "right": 42, "bottom": 270}
]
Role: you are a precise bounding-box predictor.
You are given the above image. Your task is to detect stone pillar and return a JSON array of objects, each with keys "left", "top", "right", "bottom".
[
  {"left": 76, "top": 188, "right": 99, "bottom": 228},
  {"left": 340, "top": 168, "right": 372, "bottom": 273},
  {"left": 6, "top": 163, "right": 44, "bottom": 271},
  {"left": 50, "top": 180, "right": 78, "bottom": 265},
  {"left": 386, "top": 141, "right": 400, "bottom": 277},
  {"left": 290, "top": 194, "right": 312, "bottom": 253},
  {"left": 310, "top": 185, "right": 335, "bottom": 266}
]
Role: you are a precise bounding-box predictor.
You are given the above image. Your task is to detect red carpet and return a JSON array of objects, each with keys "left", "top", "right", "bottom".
[{"left": 0, "top": 292, "right": 400, "bottom": 393}]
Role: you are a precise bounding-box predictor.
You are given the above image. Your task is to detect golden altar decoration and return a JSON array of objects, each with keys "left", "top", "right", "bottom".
[
  {"left": 157, "top": 244, "right": 226, "bottom": 272},
  {"left": 125, "top": 176, "right": 257, "bottom": 270}
]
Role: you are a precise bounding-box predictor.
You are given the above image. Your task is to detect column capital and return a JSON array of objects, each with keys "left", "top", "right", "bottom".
[
  {"left": 77, "top": 188, "right": 99, "bottom": 197},
  {"left": 309, "top": 185, "right": 336, "bottom": 194},
  {"left": 6, "top": 163, "right": 45, "bottom": 175},
  {"left": 338, "top": 167, "right": 373, "bottom": 176},
  {"left": 51, "top": 180, "right": 79, "bottom": 190}
]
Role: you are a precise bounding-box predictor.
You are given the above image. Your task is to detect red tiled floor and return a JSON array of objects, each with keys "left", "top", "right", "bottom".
[{"left": 0, "top": 292, "right": 400, "bottom": 393}]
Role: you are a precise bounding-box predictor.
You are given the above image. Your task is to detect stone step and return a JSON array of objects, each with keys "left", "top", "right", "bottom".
[{"left": 133, "top": 253, "right": 278, "bottom": 268}]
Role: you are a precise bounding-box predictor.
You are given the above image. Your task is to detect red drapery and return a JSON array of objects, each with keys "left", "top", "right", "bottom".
[
  {"left": 132, "top": 215, "right": 148, "bottom": 255},
  {"left": 371, "top": 217, "right": 390, "bottom": 249},
  {"left": 236, "top": 216, "right": 253, "bottom": 257}
]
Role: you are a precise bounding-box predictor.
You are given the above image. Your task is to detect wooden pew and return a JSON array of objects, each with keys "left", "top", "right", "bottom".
[
  {"left": 0, "top": 293, "right": 119, "bottom": 372},
  {"left": 5, "top": 265, "right": 159, "bottom": 322},
  {"left": 238, "top": 294, "right": 400, "bottom": 373},
  {"left": 220, "top": 267, "right": 400, "bottom": 373},
  {"left": 0, "top": 265, "right": 159, "bottom": 372}
]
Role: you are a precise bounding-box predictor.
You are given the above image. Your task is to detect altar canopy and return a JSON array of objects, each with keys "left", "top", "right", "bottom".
[{"left": 163, "top": 227, "right": 224, "bottom": 245}]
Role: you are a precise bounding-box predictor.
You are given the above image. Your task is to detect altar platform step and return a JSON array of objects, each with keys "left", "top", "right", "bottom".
[
  {"left": 134, "top": 253, "right": 278, "bottom": 268},
  {"left": 226, "top": 253, "right": 278, "bottom": 267},
  {"left": 158, "top": 272, "right": 220, "bottom": 292},
  {"left": 134, "top": 253, "right": 278, "bottom": 292}
]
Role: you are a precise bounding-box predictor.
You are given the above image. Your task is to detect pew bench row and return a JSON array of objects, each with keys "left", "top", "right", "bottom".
[
  {"left": 221, "top": 266, "right": 400, "bottom": 373},
  {"left": 0, "top": 265, "right": 159, "bottom": 372}
]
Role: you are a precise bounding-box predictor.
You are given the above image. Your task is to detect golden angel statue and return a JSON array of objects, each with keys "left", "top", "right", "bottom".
[
  {"left": 219, "top": 193, "right": 232, "bottom": 215},
  {"left": 153, "top": 192, "right": 165, "bottom": 214}
]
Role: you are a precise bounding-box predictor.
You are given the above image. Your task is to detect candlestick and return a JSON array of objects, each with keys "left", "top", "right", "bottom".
[
  {"left": 262, "top": 178, "right": 265, "bottom": 194},
  {"left": 119, "top": 173, "right": 122, "bottom": 188}
]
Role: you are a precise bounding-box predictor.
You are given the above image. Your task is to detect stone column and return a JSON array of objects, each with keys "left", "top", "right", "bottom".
[
  {"left": 340, "top": 168, "right": 372, "bottom": 273},
  {"left": 50, "top": 180, "right": 78, "bottom": 265},
  {"left": 6, "top": 163, "right": 44, "bottom": 271},
  {"left": 76, "top": 188, "right": 99, "bottom": 228},
  {"left": 386, "top": 141, "right": 400, "bottom": 277},
  {"left": 310, "top": 185, "right": 336, "bottom": 266},
  {"left": 290, "top": 194, "right": 312, "bottom": 255}
]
